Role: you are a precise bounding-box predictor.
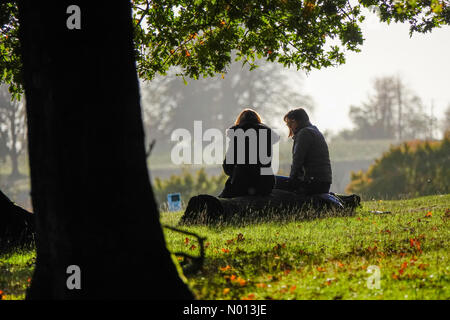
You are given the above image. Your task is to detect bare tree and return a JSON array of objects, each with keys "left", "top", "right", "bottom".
[
  {"left": 344, "top": 76, "right": 430, "bottom": 140},
  {"left": 140, "top": 59, "right": 314, "bottom": 146},
  {"left": 441, "top": 104, "right": 450, "bottom": 136},
  {"left": 0, "top": 85, "right": 26, "bottom": 177}
]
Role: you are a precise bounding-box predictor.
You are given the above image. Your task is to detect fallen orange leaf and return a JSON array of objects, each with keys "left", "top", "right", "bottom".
[
  {"left": 399, "top": 262, "right": 408, "bottom": 275},
  {"left": 241, "top": 293, "right": 255, "bottom": 300},
  {"left": 238, "top": 278, "right": 247, "bottom": 286},
  {"left": 220, "top": 265, "right": 231, "bottom": 272}
]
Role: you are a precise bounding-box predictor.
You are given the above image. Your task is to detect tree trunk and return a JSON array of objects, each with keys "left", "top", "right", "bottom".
[
  {"left": 17, "top": 1, "right": 193, "bottom": 299},
  {"left": 396, "top": 77, "right": 403, "bottom": 141},
  {"left": 10, "top": 152, "right": 20, "bottom": 178},
  {"left": 8, "top": 107, "right": 20, "bottom": 178}
]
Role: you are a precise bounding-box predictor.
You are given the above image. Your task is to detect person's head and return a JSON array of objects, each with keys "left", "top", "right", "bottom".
[
  {"left": 283, "top": 108, "right": 310, "bottom": 137},
  {"left": 235, "top": 108, "right": 262, "bottom": 126}
]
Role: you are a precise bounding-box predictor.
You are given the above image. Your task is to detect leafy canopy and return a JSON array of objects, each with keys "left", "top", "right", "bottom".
[{"left": 1, "top": 0, "right": 449, "bottom": 99}]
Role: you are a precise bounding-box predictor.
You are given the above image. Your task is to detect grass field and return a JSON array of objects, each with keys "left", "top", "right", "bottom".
[{"left": 1, "top": 194, "right": 449, "bottom": 300}]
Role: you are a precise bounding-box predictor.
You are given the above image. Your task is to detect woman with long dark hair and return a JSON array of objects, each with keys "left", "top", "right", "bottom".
[{"left": 219, "top": 108, "right": 279, "bottom": 198}]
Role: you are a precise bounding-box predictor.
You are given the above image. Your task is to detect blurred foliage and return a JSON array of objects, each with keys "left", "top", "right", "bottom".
[
  {"left": 2, "top": 1, "right": 450, "bottom": 98},
  {"left": 347, "top": 132, "right": 450, "bottom": 199},
  {"left": 0, "top": 2, "right": 21, "bottom": 99},
  {"left": 132, "top": 0, "right": 450, "bottom": 81},
  {"left": 140, "top": 59, "right": 313, "bottom": 145},
  {"left": 443, "top": 104, "right": 450, "bottom": 133},
  {"left": 152, "top": 168, "right": 227, "bottom": 209}
]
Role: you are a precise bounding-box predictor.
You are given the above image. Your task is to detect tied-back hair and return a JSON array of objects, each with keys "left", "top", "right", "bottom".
[
  {"left": 235, "top": 108, "right": 262, "bottom": 126},
  {"left": 284, "top": 107, "right": 309, "bottom": 138}
]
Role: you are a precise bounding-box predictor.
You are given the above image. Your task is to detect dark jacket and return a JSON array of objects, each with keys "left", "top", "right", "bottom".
[
  {"left": 289, "top": 121, "right": 332, "bottom": 184},
  {"left": 220, "top": 121, "right": 280, "bottom": 198}
]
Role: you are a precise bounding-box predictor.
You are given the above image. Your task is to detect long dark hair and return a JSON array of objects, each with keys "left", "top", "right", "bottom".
[
  {"left": 284, "top": 108, "right": 309, "bottom": 137},
  {"left": 235, "top": 108, "right": 262, "bottom": 125}
]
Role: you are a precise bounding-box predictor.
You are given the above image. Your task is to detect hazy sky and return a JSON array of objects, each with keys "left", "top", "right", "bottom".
[{"left": 300, "top": 15, "right": 450, "bottom": 136}]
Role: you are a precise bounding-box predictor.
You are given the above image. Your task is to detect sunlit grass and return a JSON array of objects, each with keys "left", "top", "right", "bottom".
[
  {"left": 161, "top": 194, "right": 450, "bottom": 300},
  {"left": 0, "top": 194, "right": 448, "bottom": 300},
  {"left": 0, "top": 249, "right": 34, "bottom": 300}
]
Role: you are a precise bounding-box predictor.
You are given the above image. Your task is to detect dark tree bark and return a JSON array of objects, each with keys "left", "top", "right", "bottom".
[
  {"left": 17, "top": 1, "right": 193, "bottom": 299},
  {"left": 0, "top": 189, "right": 35, "bottom": 251}
]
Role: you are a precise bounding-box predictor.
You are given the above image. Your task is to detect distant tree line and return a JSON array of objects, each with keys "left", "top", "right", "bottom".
[
  {"left": 140, "top": 60, "right": 314, "bottom": 146},
  {"left": 335, "top": 75, "right": 442, "bottom": 141},
  {"left": 346, "top": 132, "right": 450, "bottom": 199}
]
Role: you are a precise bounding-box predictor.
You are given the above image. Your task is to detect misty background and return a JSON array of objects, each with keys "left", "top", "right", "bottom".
[{"left": 1, "top": 15, "right": 449, "bottom": 210}]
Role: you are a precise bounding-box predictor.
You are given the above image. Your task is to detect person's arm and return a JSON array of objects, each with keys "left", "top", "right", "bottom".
[
  {"left": 223, "top": 158, "right": 234, "bottom": 176},
  {"left": 289, "top": 129, "right": 312, "bottom": 181}
]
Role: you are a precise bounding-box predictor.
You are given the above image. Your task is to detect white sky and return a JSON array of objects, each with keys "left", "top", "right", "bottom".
[{"left": 299, "top": 15, "right": 450, "bottom": 135}]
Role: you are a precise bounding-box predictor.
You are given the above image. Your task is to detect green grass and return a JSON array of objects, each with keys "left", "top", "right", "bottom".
[
  {"left": 162, "top": 194, "right": 450, "bottom": 300},
  {"left": 1, "top": 194, "right": 449, "bottom": 300},
  {"left": 0, "top": 249, "right": 35, "bottom": 300}
]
